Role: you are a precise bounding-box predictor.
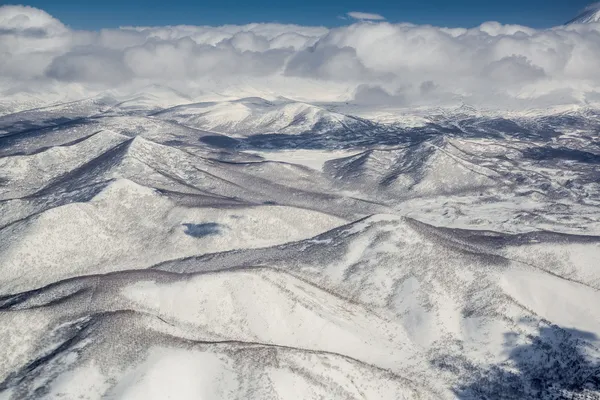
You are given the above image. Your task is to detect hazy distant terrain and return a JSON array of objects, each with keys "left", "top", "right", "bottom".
[{"left": 1, "top": 4, "right": 600, "bottom": 400}]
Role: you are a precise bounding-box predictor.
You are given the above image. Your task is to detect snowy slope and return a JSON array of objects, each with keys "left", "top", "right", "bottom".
[
  {"left": 0, "top": 270, "right": 435, "bottom": 399},
  {"left": 2, "top": 216, "right": 600, "bottom": 399},
  {"left": 152, "top": 97, "right": 374, "bottom": 136},
  {"left": 1, "top": 93, "right": 600, "bottom": 399},
  {"left": 567, "top": 5, "right": 600, "bottom": 25},
  {"left": 0, "top": 179, "right": 345, "bottom": 295},
  {"left": 324, "top": 138, "right": 501, "bottom": 198}
]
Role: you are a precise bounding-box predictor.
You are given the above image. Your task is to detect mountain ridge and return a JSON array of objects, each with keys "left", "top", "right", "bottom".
[{"left": 567, "top": 4, "right": 600, "bottom": 24}]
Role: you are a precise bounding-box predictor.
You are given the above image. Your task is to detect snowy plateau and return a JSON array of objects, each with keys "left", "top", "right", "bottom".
[{"left": 2, "top": 4, "right": 600, "bottom": 400}]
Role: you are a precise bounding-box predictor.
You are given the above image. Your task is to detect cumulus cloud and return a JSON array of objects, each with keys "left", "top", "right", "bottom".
[
  {"left": 482, "top": 55, "right": 546, "bottom": 83},
  {"left": 46, "top": 48, "right": 132, "bottom": 84},
  {"left": 0, "top": 5, "right": 67, "bottom": 35},
  {"left": 1, "top": 5, "right": 600, "bottom": 110},
  {"left": 285, "top": 45, "right": 374, "bottom": 80},
  {"left": 346, "top": 12, "right": 386, "bottom": 21},
  {"left": 353, "top": 84, "right": 405, "bottom": 105}
]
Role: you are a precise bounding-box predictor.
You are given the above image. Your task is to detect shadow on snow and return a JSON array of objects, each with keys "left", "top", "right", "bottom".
[{"left": 455, "top": 324, "right": 600, "bottom": 399}]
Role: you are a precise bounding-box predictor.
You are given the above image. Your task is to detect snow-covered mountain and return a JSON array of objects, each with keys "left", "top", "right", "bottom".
[
  {"left": 567, "top": 4, "right": 600, "bottom": 24},
  {"left": 151, "top": 97, "right": 375, "bottom": 136},
  {"left": 1, "top": 92, "right": 600, "bottom": 399}
]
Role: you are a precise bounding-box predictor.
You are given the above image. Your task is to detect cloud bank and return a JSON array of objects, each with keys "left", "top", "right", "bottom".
[
  {"left": 2, "top": 5, "right": 600, "bottom": 110},
  {"left": 347, "top": 12, "right": 386, "bottom": 21}
]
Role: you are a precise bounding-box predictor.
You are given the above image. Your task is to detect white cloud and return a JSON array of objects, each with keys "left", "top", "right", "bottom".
[
  {"left": 285, "top": 45, "right": 375, "bottom": 80},
  {"left": 1, "top": 5, "right": 600, "bottom": 110},
  {"left": 482, "top": 55, "right": 547, "bottom": 84},
  {"left": 46, "top": 48, "right": 132, "bottom": 84},
  {"left": 346, "top": 12, "right": 386, "bottom": 21},
  {"left": 0, "top": 5, "right": 67, "bottom": 35}
]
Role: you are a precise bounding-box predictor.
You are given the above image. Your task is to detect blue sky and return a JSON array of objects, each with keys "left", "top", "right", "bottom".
[{"left": 16, "top": 0, "right": 594, "bottom": 29}]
